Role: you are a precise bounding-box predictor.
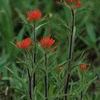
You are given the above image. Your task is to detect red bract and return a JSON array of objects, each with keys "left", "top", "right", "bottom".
[
  {"left": 16, "top": 38, "right": 32, "bottom": 49},
  {"left": 40, "top": 36, "right": 55, "bottom": 49},
  {"left": 79, "top": 64, "right": 89, "bottom": 71},
  {"left": 66, "top": 0, "right": 81, "bottom": 8},
  {"left": 75, "top": 0, "right": 81, "bottom": 8},
  {"left": 67, "top": 0, "right": 75, "bottom": 2},
  {"left": 27, "top": 9, "right": 42, "bottom": 21}
]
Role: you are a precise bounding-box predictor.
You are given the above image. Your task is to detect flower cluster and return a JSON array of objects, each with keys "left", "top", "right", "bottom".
[
  {"left": 16, "top": 38, "right": 32, "bottom": 49},
  {"left": 16, "top": 9, "right": 55, "bottom": 50},
  {"left": 27, "top": 9, "right": 42, "bottom": 21},
  {"left": 79, "top": 64, "right": 89, "bottom": 71},
  {"left": 14, "top": 4, "right": 91, "bottom": 100},
  {"left": 16, "top": 36, "right": 55, "bottom": 49},
  {"left": 66, "top": 0, "right": 81, "bottom": 8},
  {"left": 40, "top": 36, "right": 55, "bottom": 49}
]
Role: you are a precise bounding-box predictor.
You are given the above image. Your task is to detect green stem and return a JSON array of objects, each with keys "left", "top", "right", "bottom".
[
  {"left": 64, "top": 8, "right": 76, "bottom": 100},
  {"left": 44, "top": 52, "right": 48, "bottom": 100},
  {"left": 80, "top": 91, "right": 83, "bottom": 100},
  {"left": 92, "top": 83, "right": 96, "bottom": 100},
  {"left": 80, "top": 73, "right": 84, "bottom": 100},
  {"left": 33, "top": 22, "right": 36, "bottom": 90},
  {"left": 33, "top": 23, "right": 36, "bottom": 63},
  {"left": 27, "top": 69, "right": 33, "bottom": 100}
]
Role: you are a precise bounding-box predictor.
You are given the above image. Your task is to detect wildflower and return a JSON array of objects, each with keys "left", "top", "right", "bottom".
[
  {"left": 27, "top": 9, "right": 42, "bottom": 21},
  {"left": 40, "top": 36, "right": 55, "bottom": 49},
  {"left": 66, "top": 0, "right": 81, "bottom": 8},
  {"left": 75, "top": 0, "right": 81, "bottom": 8},
  {"left": 16, "top": 38, "right": 32, "bottom": 49},
  {"left": 79, "top": 64, "right": 89, "bottom": 71},
  {"left": 67, "top": 0, "right": 75, "bottom": 2}
]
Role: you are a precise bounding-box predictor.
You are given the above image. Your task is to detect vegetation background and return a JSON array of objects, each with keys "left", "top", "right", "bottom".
[{"left": 0, "top": 0, "right": 100, "bottom": 100}]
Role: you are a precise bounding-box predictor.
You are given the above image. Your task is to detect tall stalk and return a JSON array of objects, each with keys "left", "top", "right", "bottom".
[
  {"left": 64, "top": 8, "right": 76, "bottom": 100},
  {"left": 33, "top": 22, "right": 36, "bottom": 89},
  {"left": 27, "top": 69, "right": 33, "bottom": 100},
  {"left": 44, "top": 52, "right": 48, "bottom": 100},
  {"left": 27, "top": 23, "right": 37, "bottom": 100},
  {"left": 80, "top": 91, "right": 83, "bottom": 100},
  {"left": 80, "top": 73, "right": 84, "bottom": 100},
  {"left": 92, "top": 83, "right": 96, "bottom": 100}
]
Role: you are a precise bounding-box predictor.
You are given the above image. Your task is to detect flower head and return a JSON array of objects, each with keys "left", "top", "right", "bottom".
[
  {"left": 40, "top": 36, "right": 55, "bottom": 49},
  {"left": 16, "top": 38, "right": 32, "bottom": 49},
  {"left": 79, "top": 64, "right": 89, "bottom": 71},
  {"left": 66, "top": 0, "right": 81, "bottom": 8},
  {"left": 67, "top": 0, "right": 75, "bottom": 2},
  {"left": 27, "top": 9, "right": 42, "bottom": 21},
  {"left": 75, "top": 0, "right": 81, "bottom": 8}
]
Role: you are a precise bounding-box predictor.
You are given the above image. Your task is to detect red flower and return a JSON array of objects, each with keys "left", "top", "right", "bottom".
[
  {"left": 79, "top": 64, "right": 89, "bottom": 71},
  {"left": 16, "top": 38, "right": 32, "bottom": 49},
  {"left": 40, "top": 36, "right": 55, "bottom": 48},
  {"left": 75, "top": 0, "right": 81, "bottom": 8},
  {"left": 67, "top": 0, "right": 75, "bottom": 2},
  {"left": 66, "top": 0, "right": 81, "bottom": 8},
  {"left": 27, "top": 9, "right": 42, "bottom": 21}
]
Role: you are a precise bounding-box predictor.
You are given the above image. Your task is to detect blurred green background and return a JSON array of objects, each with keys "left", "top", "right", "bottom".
[{"left": 0, "top": 0, "right": 100, "bottom": 99}]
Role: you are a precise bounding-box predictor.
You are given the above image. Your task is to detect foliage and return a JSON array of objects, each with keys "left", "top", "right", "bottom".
[{"left": 0, "top": 0, "right": 100, "bottom": 100}]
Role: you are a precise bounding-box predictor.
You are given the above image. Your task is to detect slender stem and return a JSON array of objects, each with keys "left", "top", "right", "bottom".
[
  {"left": 27, "top": 69, "right": 33, "bottom": 100},
  {"left": 92, "top": 83, "right": 96, "bottom": 100},
  {"left": 33, "top": 22, "right": 36, "bottom": 90},
  {"left": 44, "top": 52, "right": 48, "bottom": 100},
  {"left": 80, "top": 73, "right": 83, "bottom": 100},
  {"left": 64, "top": 8, "right": 76, "bottom": 100},
  {"left": 33, "top": 73, "right": 35, "bottom": 88},
  {"left": 80, "top": 91, "right": 83, "bottom": 100},
  {"left": 33, "top": 23, "right": 36, "bottom": 63},
  {"left": 64, "top": 73, "right": 71, "bottom": 100}
]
